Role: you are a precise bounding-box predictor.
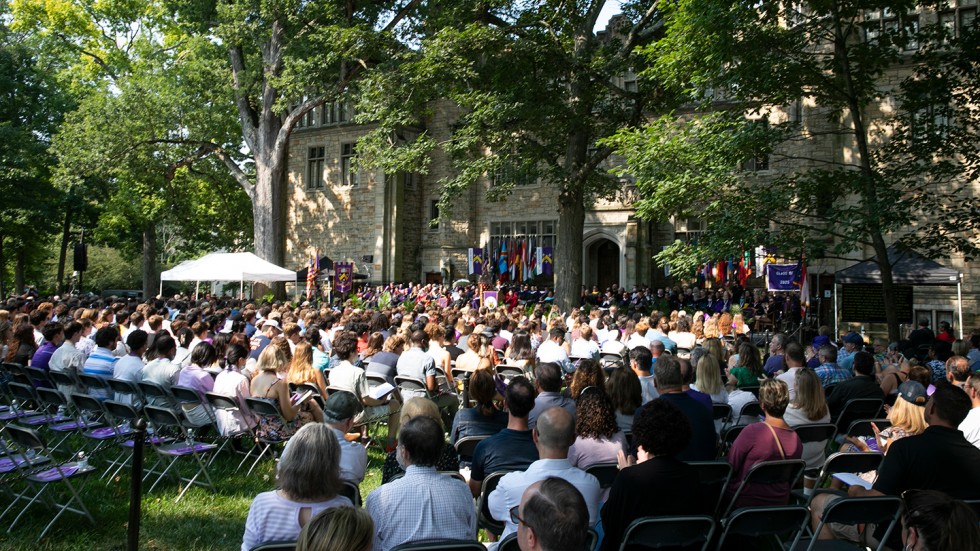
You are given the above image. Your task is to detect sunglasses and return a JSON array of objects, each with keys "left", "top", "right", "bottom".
[{"left": 509, "top": 506, "right": 528, "bottom": 527}]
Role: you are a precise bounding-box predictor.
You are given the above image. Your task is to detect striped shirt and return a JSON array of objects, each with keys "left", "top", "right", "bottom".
[{"left": 82, "top": 347, "right": 118, "bottom": 399}]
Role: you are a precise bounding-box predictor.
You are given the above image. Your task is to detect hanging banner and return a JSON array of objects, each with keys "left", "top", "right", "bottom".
[
  {"left": 335, "top": 262, "right": 353, "bottom": 294},
  {"left": 467, "top": 248, "right": 484, "bottom": 275},
  {"left": 540, "top": 247, "right": 554, "bottom": 276},
  {"left": 766, "top": 263, "right": 799, "bottom": 291},
  {"left": 483, "top": 291, "right": 499, "bottom": 309}
]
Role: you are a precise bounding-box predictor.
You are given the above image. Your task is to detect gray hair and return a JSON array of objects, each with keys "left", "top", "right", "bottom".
[
  {"left": 278, "top": 423, "right": 341, "bottom": 501},
  {"left": 818, "top": 344, "right": 837, "bottom": 362},
  {"left": 653, "top": 355, "right": 683, "bottom": 391}
]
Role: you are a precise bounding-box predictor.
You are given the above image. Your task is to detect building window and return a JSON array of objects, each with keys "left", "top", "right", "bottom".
[
  {"left": 488, "top": 220, "right": 558, "bottom": 263},
  {"left": 307, "top": 146, "right": 325, "bottom": 190},
  {"left": 322, "top": 102, "right": 354, "bottom": 126},
  {"left": 340, "top": 143, "right": 359, "bottom": 187},
  {"left": 429, "top": 200, "right": 440, "bottom": 230},
  {"left": 673, "top": 217, "right": 706, "bottom": 244},
  {"left": 864, "top": 9, "right": 919, "bottom": 50},
  {"left": 911, "top": 102, "right": 952, "bottom": 142},
  {"left": 622, "top": 68, "right": 638, "bottom": 93},
  {"left": 940, "top": 0, "right": 976, "bottom": 40},
  {"left": 492, "top": 161, "right": 537, "bottom": 187},
  {"left": 403, "top": 172, "right": 417, "bottom": 191}
]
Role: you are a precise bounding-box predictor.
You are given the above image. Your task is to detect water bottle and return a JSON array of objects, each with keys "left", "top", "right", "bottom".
[
  {"left": 77, "top": 452, "right": 88, "bottom": 469},
  {"left": 56, "top": 405, "right": 66, "bottom": 418},
  {"left": 185, "top": 428, "right": 195, "bottom": 446}
]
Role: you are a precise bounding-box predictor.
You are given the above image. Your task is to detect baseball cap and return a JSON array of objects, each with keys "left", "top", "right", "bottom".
[
  {"left": 261, "top": 319, "right": 281, "bottom": 331},
  {"left": 898, "top": 380, "right": 927, "bottom": 405},
  {"left": 843, "top": 332, "right": 864, "bottom": 345},
  {"left": 321, "top": 391, "right": 363, "bottom": 423}
]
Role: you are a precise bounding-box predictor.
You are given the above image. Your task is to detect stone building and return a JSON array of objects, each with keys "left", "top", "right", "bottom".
[{"left": 284, "top": 12, "right": 978, "bottom": 335}]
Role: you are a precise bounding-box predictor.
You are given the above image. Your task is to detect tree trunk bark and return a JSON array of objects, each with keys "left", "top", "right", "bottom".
[
  {"left": 142, "top": 221, "right": 158, "bottom": 299},
  {"left": 251, "top": 137, "right": 288, "bottom": 298},
  {"left": 555, "top": 186, "right": 585, "bottom": 312},
  {"left": 0, "top": 235, "right": 5, "bottom": 298},
  {"left": 14, "top": 247, "right": 25, "bottom": 294},
  {"left": 57, "top": 207, "right": 73, "bottom": 294}
]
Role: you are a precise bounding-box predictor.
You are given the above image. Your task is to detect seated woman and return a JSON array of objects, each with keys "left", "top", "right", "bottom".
[
  {"left": 177, "top": 342, "right": 218, "bottom": 427},
  {"left": 449, "top": 367, "right": 507, "bottom": 447},
  {"left": 505, "top": 330, "right": 538, "bottom": 372},
  {"left": 727, "top": 342, "right": 764, "bottom": 389},
  {"left": 667, "top": 316, "right": 697, "bottom": 353},
  {"left": 600, "top": 399, "right": 704, "bottom": 551},
  {"left": 454, "top": 333, "right": 485, "bottom": 372},
  {"left": 691, "top": 354, "right": 729, "bottom": 406},
  {"left": 606, "top": 367, "right": 642, "bottom": 434},
  {"left": 297, "top": 506, "right": 374, "bottom": 551},
  {"left": 567, "top": 390, "right": 629, "bottom": 469},
  {"left": 782, "top": 367, "right": 831, "bottom": 492},
  {"left": 567, "top": 359, "right": 606, "bottom": 401},
  {"left": 250, "top": 345, "right": 323, "bottom": 441},
  {"left": 381, "top": 397, "right": 460, "bottom": 483},
  {"left": 328, "top": 330, "right": 400, "bottom": 450},
  {"left": 569, "top": 325, "right": 600, "bottom": 361},
  {"left": 241, "top": 423, "right": 352, "bottom": 551},
  {"left": 724, "top": 378, "right": 802, "bottom": 510},
  {"left": 365, "top": 334, "right": 404, "bottom": 385},
  {"left": 288, "top": 340, "right": 328, "bottom": 396},
  {"left": 213, "top": 343, "right": 256, "bottom": 437},
  {"left": 901, "top": 489, "right": 980, "bottom": 551}
]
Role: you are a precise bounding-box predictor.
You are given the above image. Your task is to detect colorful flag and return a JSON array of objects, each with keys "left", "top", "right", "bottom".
[
  {"left": 498, "top": 241, "right": 508, "bottom": 280},
  {"left": 468, "top": 248, "right": 484, "bottom": 275},
  {"left": 796, "top": 256, "right": 809, "bottom": 316},
  {"left": 541, "top": 247, "right": 554, "bottom": 276},
  {"left": 526, "top": 238, "right": 536, "bottom": 279},
  {"left": 335, "top": 262, "right": 353, "bottom": 294}
]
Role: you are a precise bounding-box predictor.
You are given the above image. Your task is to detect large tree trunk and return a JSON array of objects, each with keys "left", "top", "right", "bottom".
[
  {"left": 142, "top": 221, "right": 158, "bottom": 299},
  {"left": 56, "top": 207, "right": 72, "bottom": 294},
  {"left": 251, "top": 127, "right": 288, "bottom": 298},
  {"left": 555, "top": 186, "right": 585, "bottom": 311}
]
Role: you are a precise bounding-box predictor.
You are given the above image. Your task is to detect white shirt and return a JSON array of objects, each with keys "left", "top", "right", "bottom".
[
  {"left": 776, "top": 367, "right": 802, "bottom": 401},
  {"left": 626, "top": 333, "right": 651, "bottom": 350},
  {"left": 241, "top": 491, "right": 351, "bottom": 551},
  {"left": 113, "top": 354, "right": 145, "bottom": 405},
  {"left": 959, "top": 407, "right": 980, "bottom": 450},
  {"left": 535, "top": 340, "right": 572, "bottom": 373},
  {"left": 488, "top": 458, "right": 601, "bottom": 541},
  {"left": 213, "top": 368, "right": 256, "bottom": 436},
  {"left": 570, "top": 338, "right": 600, "bottom": 360},
  {"left": 332, "top": 427, "right": 367, "bottom": 483},
  {"left": 638, "top": 374, "right": 659, "bottom": 404}
]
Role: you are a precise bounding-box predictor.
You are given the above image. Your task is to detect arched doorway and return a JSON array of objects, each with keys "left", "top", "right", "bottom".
[{"left": 586, "top": 238, "right": 621, "bottom": 291}]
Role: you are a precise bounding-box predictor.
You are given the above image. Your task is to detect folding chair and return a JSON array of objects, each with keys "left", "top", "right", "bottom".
[
  {"left": 477, "top": 471, "right": 512, "bottom": 536},
  {"left": 71, "top": 393, "right": 126, "bottom": 457},
  {"left": 619, "top": 515, "right": 716, "bottom": 551},
  {"left": 34, "top": 387, "right": 82, "bottom": 454},
  {"left": 0, "top": 428, "right": 52, "bottom": 526},
  {"left": 106, "top": 378, "right": 144, "bottom": 408},
  {"left": 23, "top": 365, "right": 54, "bottom": 389},
  {"left": 102, "top": 400, "right": 171, "bottom": 483},
  {"left": 805, "top": 452, "right": 884, "bottom": 500},
  {"left": 249, "top": 541, "right": 298, "bottom": 551},
  {"left": 715, "top": 505, "right": 810, "bottom": 550},
  {"left": 138, "top": 380, "right": 179, "bottom": 410},
  {"left": 720, "top": 459, "right": 807, "bottom": 519},
  {"left": 77, "top": 373, "right": 112, "bottom": 400},
  {"left": 243, "top": 397, "right": 291, "bottom": 475},
  {"left": 143, "top": 405, "right": 217, "bottom": 502},
  {"left": 734, "top": 402, "right": 763, "bottom": 425},
  {"left": 47, "top": 370, "right": 80, "bottom": 403},
  {"left": 844, "top": 419, "right": 892, "bottom": 439},
  {"left": 495, "top": 364, "right": 525, "bottom": 382},
  {"left": 790, "top": 495, "right": 902, "bottom": 551},
  {"left": 7, "top": 382, "right": 56, "bottom": 427},
  {"left": 585, "top": 462, "right": 620, "bottom": 490},
  {"left": 340, "top": 480, "right": 362, "bottom": 507},
  {"left": 689, "top": 461, "right": 734, "bottom": 516},
  {"left": 713, "top": 403, "right": 733, "bottom": 431},
  {"left": 792, "top": 423, "right": 837, "bottom": 488},
  {"left": 834, "top": 399, "right": 884, "bottom": 436},
  {"left": 171, "top": 385, "right": 218, "bottom": 427},
  {"left": 717, "top": 425, "right": 745, "bottom": 458},
  {"left": 390, "top": 540, "right": 486, "bottom": 551},
  {"left": 1, "top": 424, "right": 95, "bottom": 541},
  {"left": 206, "top": 392, "right": 259, "bottom": 471},
  {"left": 453, "top": 435, "right": 488, "bottom": 463}
]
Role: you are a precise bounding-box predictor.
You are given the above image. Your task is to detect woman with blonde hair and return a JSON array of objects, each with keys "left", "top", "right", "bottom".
[
  {"left": 250, "top": 344, "right": 323, "bottom": 440},
  {"left": 691, "top": 355, "right": 728, "bottom": 405},
  {"left": 241, "top": 423, "right": 351, "bottom": 551},
  {"left": 288, "top": 341, "right": 328, "bottom": 396},
  {"left": 783, "top": 368, "right": 831, "bottom": 491},
  {"left": 380, "top": 397, "right": 460, "bottom": 483},
  {"left": 297, "top": 506, "right": 374, "bottom": 551},
  {"left": 703, "top": 316, "right": 720, "bottom": 340},
  {"left": 844, "top": 380, "right": 927, "bottom": 454}
]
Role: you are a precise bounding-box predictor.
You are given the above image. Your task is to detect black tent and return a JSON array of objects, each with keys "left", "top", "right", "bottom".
[{"left": 835, "top": 245, "right": 959, "bottom": 285}]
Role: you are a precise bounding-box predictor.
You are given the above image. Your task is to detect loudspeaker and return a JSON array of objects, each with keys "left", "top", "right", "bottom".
[{"left": 73, "top": 243, "right": 88, "bottom": 272}]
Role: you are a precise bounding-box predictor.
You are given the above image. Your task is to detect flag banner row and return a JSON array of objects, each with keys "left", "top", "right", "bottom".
[{"left": 469, "top": 242, "right": 553, "bottom": 280}]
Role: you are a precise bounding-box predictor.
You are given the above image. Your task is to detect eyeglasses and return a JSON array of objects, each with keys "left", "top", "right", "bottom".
[{"left": 509, "top": 506, "right": 528, "bottom": 527}]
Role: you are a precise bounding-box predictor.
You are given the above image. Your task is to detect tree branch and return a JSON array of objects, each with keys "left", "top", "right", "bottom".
[{"left": 229, "top": 46, "right": 259, "bottom": 151}]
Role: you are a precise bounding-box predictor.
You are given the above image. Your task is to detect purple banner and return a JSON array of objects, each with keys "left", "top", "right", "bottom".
[
  {"left": 766, "top": 263, "right": 799, "bottom": 291},
  {"left": 335, "top": 262, "right": 354, "bottom": 294}
]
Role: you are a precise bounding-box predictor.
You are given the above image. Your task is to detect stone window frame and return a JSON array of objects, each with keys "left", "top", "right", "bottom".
[{"left": 307, "top": 146, "right": 325, "bottom": 190}]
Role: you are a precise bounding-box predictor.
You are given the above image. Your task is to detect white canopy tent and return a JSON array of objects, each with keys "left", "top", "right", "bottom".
[{"left": 159, "top": 252, "right": 296, "bottom": 297}]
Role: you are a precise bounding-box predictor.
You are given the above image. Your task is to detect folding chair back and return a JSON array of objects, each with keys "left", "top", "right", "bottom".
[
  {"left": 845, "top": 418, "right": 892, "bottom": 438},
  {"left": 713, "top": 403, "right": 733, "bottom": 425},
  {"left": 718, "top": 425, "right": 745, "bottom": 458},
  {"left": 142, "top": 405, "right": 217, "bottom": 501},
  {"left": 495, "top": 365, "right": 524, "bottom": 382},
  {"left": 107, "top": 378, "right": 144, "bottom": 404},
  {"left": 793, "top": 423, "right": 836, "bottom": 446},
  {"left": 477, "top": 471, "right": 511, "bottom": 535},
  {"left": 722, "top": 459, "right": 807, "bottom": 518},
  {"left": 390, "top": 541, "right": 486, "bottom": 551},
  {"left": 619, "top": 515, "right": 716, "bottom": 551},
  {"left": 47, "top": 369, "right": 78, "bottom": 391},
  {"left": 835, "top": 399, "right": 884, "bottom": 434},
  {"left": 716, "top": 505, "right": 809, "bottom": 549},
  {"left": 2, "top": 363, "right": 31, "bottom": 386},
  {"left": 815, "top": 452, "right": 884, "bottom": 488},
  {"left": 454, "top": 435, "right": 488, "bottom": 461},
  {"left": 340, "top": 480, "right": 361, "bottom": 507},
  {"left": 138, "top": 381, "right": 177, "bottom": 408},
  {"left": 78, "top": 373, "right": 110, "bottom": 393},
  {"left": 395, "top": 376, "right": 430, "bottom": 398},
  {"left": 799, "top": 496, "right": 902, "bottom": 551},
  {"left": 735, "top": 402, "right": 763, "bottom": 425},
  {"left": 689, "top": 461, "right": 734, "bottom": 516},
  {"left": 585, "top": 462, "right": 620, "bottom": 490},
  {"left": 24, "top": 366, "right": 53, "bottom": 387}
]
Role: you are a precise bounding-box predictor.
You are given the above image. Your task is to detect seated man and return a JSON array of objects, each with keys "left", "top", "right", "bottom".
[
  {"left": 366, "top": 416, "right": 476, "bottom": 551},
  {"left": 826, "top": 351, "right": 883, "bottom": 419},
  {"left": 320, "top": 390, "right": 368, "bottom": 484},
  {"left": 646, "top": 355, "right": 717, "bottom": 461},
  {"left": 515, "top": 477, "right": 591, "bottom": 551},
  {"left": 396, "top": 329, "right": 458, "bottom": 425},
  {"left": 527, "top": 362, "right": 575, "bottom": 430},
  {"left": 811, "top": 381, "right": 980, "bottom": 549},
  {"left": 488, "top": 407, "right": 601, "bottom": 542},
  {"left": 470, "top": 376, "right": 540, "bottom": 497},
  {"left": 329, "top": 330, "right": 399, "bottom": 450},
  {"left": 813, "top": 344, "right": 852, "bottom": 388}
]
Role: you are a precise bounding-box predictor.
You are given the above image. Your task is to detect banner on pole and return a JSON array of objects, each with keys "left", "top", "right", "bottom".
[
  {"left": 766, "top": 263, "right": 799, "bottom": 291},
  {"left": 483, "top": 291, "right": 499, "bottom": 309},
  {"left": 335, "top": 262, "right": 353, "bottom": 294}
]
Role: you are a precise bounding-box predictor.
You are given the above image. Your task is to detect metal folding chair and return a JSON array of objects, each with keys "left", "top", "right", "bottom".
[
  {"left": 689, "top": 461, "right": 734, "bottom": 516},
  {"left": 205, "top": 392, "right": 259, "bottom": 471},
  {"left": 790, "top": 495, "right": 902, "bottom": 551},
  {"left": 101, "top": 400, "right": 171, "bottom": 483},
  {"left": 243, "top": 397, "right": 291, "bottom": 475},
  {"left": 106, "top": 377, "right": 145, "bottom": 408},
  {"left": 453, "top": 435, "right": 488, "bottom": 463},
  {"left": 477, "top": 471, "right": 511, "bottom": 537},
  {"left": 721, "top": 459, "right": 807, "bottom": 519},
  {"left": 585, "top": 462, "right": 620, "bottom": 490},
  {"left": 143, "top": 405, "right": 217, "bottom": 502},
  {"left": 1, "top": 424, "right": 95, "bottom": 541},
  {"left": 716, "top": 505, "right": 810, "bottom": 550},
  {"left": 619, "top": 515, "right": 716, "bottom": 551},
  {"left": 71, "top": 392, "right": 128, "bottom": 457}
]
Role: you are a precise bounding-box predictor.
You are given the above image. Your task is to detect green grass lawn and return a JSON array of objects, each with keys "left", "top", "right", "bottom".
[{"left": 0, "top": 432, "right": 389, "bottom": 551}]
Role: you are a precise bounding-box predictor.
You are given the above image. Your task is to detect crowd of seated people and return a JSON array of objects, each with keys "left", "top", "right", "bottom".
[{"left": 2, "top": 290, "right": 980, "bottom": 551}]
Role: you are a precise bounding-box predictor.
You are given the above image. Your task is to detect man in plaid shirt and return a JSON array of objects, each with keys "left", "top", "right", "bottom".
[{"left": 814, "top": 344, "right": 853, "bottom": 388}]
